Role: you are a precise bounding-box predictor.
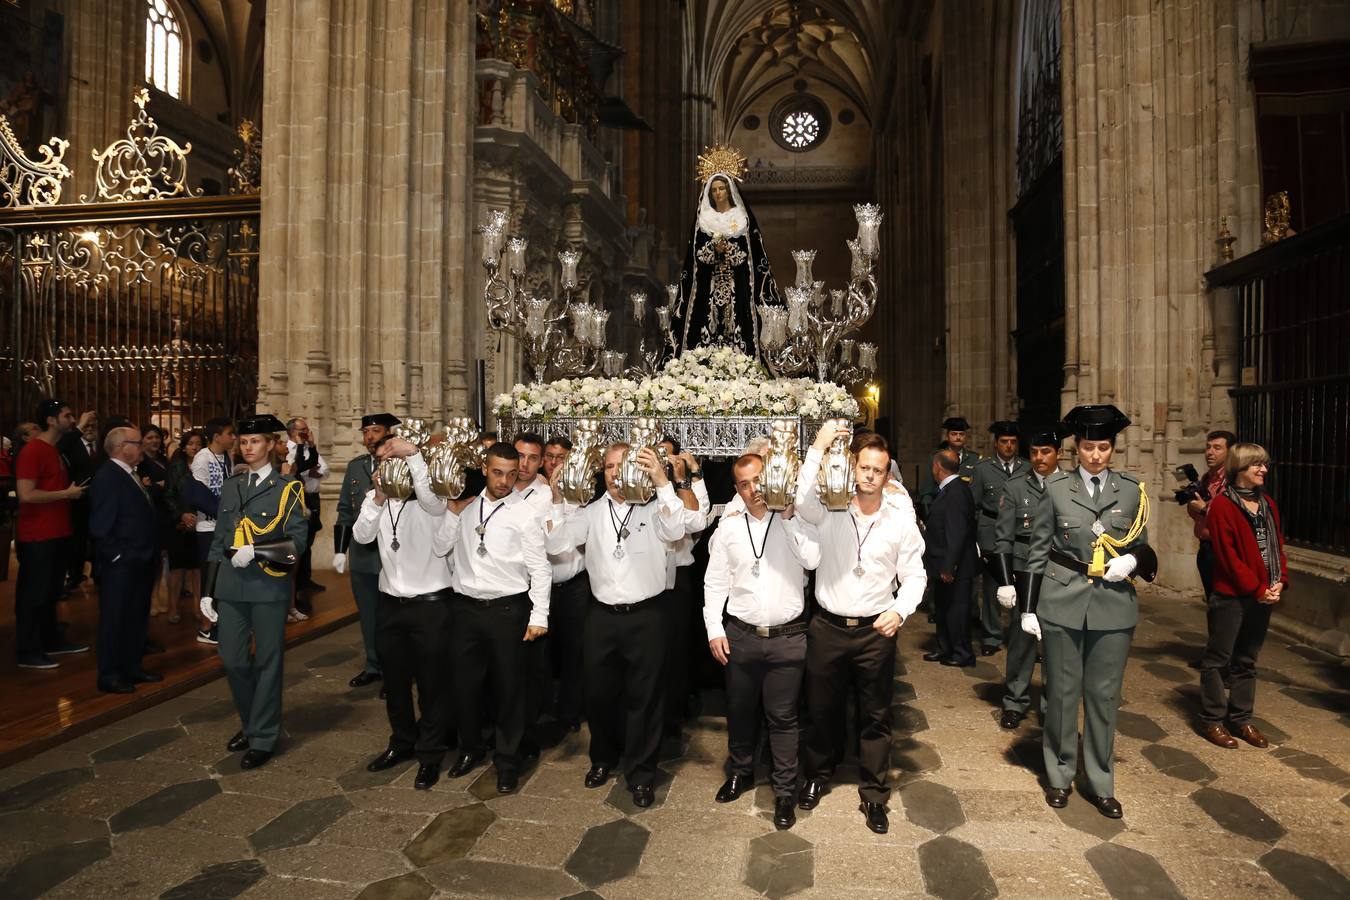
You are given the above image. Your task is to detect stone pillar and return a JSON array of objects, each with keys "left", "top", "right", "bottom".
[{"left": 260, "top": 0, "right": 477, "bottom": 563}]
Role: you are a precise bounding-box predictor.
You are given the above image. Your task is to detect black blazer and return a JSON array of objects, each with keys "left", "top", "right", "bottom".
[
  {"left": 89, "top": 460, "right": 158, "bottom": 565},
  {"left": 922, "top": 476, "right": 979, "bottom": 580},
  {"left": 59, "top": 431, "right": 102, "bottom": 486}
]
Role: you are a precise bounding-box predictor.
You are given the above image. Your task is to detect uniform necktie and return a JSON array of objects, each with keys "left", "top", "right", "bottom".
[
  {"left": 249, "top": 473, "right": 259, "bottom": 489},
  {"left": 1090, "top": 475, "right": 1101, "bottom": 502}
]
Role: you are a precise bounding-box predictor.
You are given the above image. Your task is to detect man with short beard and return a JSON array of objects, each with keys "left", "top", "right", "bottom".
[
  {"left": 333, "top": 412, "right": 401, "bottom": 689},
  {"left": 968, "top": 421, "right": 1032, "bottom": 655}
]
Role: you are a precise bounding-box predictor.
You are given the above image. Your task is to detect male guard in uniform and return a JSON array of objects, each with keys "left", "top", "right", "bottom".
[
  {"left": 968, "top": 422, "right": 1031, "bottom": 655},
  {"left": 200, "top": 414, "right": 310, "bottom": 770}
]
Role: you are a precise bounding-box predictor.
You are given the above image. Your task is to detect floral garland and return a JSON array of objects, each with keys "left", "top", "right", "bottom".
[{"left": 494, "top": 346, "right": 859, "bottom": 420}]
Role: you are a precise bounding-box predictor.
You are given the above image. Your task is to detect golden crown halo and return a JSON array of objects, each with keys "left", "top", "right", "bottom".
[{"left": 695, "top": 144, "right": 747, "bottom": 183}]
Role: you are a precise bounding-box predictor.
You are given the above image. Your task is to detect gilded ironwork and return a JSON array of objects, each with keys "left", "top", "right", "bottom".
[
  {"left": 85, "top": 88, "right": 199, "bottom": 203},
  {"left": 1216, "top": 216, "right": 1236, "bottom": 262},
  {"left": 0, "top": 113, "right": 71, "bottom": 207},
  {"left": 228, "top": 119, "right": 261, "bottom": 195},
  {"left": 499, "top": 415, "right": 828, "bottom": 460},
  {"left": 1261, "top": 192, "right": 1294, "bottom": 245}
]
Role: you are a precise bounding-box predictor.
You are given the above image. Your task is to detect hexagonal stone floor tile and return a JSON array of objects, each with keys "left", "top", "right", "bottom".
[
  {"left": 355, "top": 871, "right": 436, "bottom": 900},
  {"left": 1259, "top": 847, "right": 1350, "bottom": 899},
  {"left": 1114, "top": 710, "right": 1167, "bottom": 742},
  {"left": 109, "top": 779, "right": 222, "bottom": 833},
  {"left": 402, "top": 802, "right": 496, "bottom": 867},
  {"left": 1190, "top": 787, "right": 1286, "bottom": 843},
  {"left": 160, "top": 858, "right": 267, "bottom": 899},
  {"left": 564, "top": 817, "right": 649, "bottom": 887},
  {"left": 1271, "top": 746, "right": 1350, "bottom": 786},
  {"left": 918, "top": 834, "right": 996, "bottom": 900},
  {"left": 90, "top": 726, "right": 187, "bottom": 763},
  {"left": 604, "top": 771, "right": 672, "bottom": 815},
  {"left": 1086, "top": 842, "right": 1184, "bottom": 899},
  {"left": 744, "top": 830, "right": 813, "bottom": 899},
  {"left": 1140, "top": 744, "right": 1216, "bottom": 783},
  {"left": 250, "top": 794, "right": 354, "bottom": 853},
  {"left": 0, "top": 768, "right": 93, "bottom": 813},
  {"left": 2, "top": 838, "right": 111, "bottom": 900},
  {"left": 899, "top": 779, "right": 964, "bottom": 833}
]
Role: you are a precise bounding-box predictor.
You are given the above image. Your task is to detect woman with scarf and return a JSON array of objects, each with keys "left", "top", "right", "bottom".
[{"left": 1199, "top": 442, "right": 1288, "bottom": 750}]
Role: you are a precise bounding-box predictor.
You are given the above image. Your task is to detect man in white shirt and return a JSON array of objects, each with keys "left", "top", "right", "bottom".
[
  {"left": 285, "top": 417, "right": 329, "bottom": 599},
  {"left": 540, "top": 435, "right": 588, "bottom": 732},
  {"left": 703, "top": 453, "right": 819, "bottom": 831},
  {"left": 439, "top": 443, "right": 551, "bottom": 794},
  {"left": 512, "top": 431, "right": 562, "bottom": 749},
  {"left": 794, "top": 423, "right": 927, "bottom": 835},
  {"left": 546, "top": 442, "right": 690, "bottom": 808},
  {"left": 352, "top": 435, "right": 454, "bottom": 790}
]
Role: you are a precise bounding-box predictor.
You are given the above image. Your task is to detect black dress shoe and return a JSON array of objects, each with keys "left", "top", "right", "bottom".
[
  {"left": 980, "top": 645, "right": 1001, "bottom": 656},
  {"left": 349, "top": 671, "right": 382, "bottom": 688},
  {"left": 941, "top": 656, "right": 976, "bottom": 667},
  {"left": 447, "top": 752, "right": 483, "bottom": 778},
  {"left": 98, "top": 680, "right": 135, "bottom": 694},
  {"left": 226, "top": 731, "right": 249, "bottom": 752},
  {"left": 715, "top": 773, "right": 753, "bottom": 803},
  {"left": 1045, "top": 787, "right": 1071, "bottom": 808},
  {"left": 414, "top": 762, "right": 440, "bottom": 790},
  {"left": 240, "top": 749, "right": 273, "bottom": 770},
  {"left": 860, "top": 801, "right": 888, "bottom": 834},
  {"left": 773, "top": 797, "right": 796, "bottom": 830},
  {"left": 497, "top": 771, "right": 519, "bottom": 794},
  {"left": 130, "top": 670, "right": 164, "bottom": 683},
  {"left": 922, "top": 650, "right": 945, "bottom": 662},
  {"left": 798, "top": 777, "right": 827, "bottom": 810},
  {"left": 584, "top": 766, "right": 611, "bottom": 789},
  {"left": 1085, "top": 794, "right": 1123, "bottom": 818},
  {"left": 999, "top": 709, "right": 1024, "bottom": 729},
  {"left": 367, "top": 747, "right": 414, "bottom": 772},
  {"left": 631, "top": 784, "right": 655, "bottom": 808}
]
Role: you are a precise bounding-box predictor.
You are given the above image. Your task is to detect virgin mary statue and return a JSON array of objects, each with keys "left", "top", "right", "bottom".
[{"left": 674, "top": 146, "right": 782, "bottom": 359}]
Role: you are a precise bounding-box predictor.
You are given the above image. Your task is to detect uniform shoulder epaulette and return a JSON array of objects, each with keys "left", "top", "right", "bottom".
[
  {"left": 1114, "top": 471, "right": 1141, "bottom": 485},
  {"left": 1046, "top": 470, "right": 1072, "bottom": 485},
  {"left": 1009, "top": 471, "right": 1034, "bottom": 484}
]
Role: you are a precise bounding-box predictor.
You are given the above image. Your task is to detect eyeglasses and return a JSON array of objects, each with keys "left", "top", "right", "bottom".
[{"left": 124, "top": 440, "right": 142, "bottom": 446}]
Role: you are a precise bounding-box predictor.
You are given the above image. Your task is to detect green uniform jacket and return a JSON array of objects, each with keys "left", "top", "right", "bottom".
[
  {"left": 335, "top": 454, "right": 381, "bottom": 575},
  {"left": 1025, "top": 467, "right": 1150, "bottom": 632},
  {"left": 208, "top": 469, "right": 311, "bottom": 603},
  {"left": 968, "top": 456, "right": 1031, "bottom": 555},
  {"left": 918, "top": 446, "right": 980, "bottom": 518},
  {"left": 994, "top": 471, "right": 1047, "bottom": 573}
]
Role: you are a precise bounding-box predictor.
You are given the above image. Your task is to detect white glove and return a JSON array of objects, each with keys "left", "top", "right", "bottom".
[
  {"left": 200, "top": 595, "right": 218, "bottom": 623},
  {"left": 1104, "top": 553, "right": 1137, "bottom": 582},
  {"left": 1020, "top": 613, "right": 1041, "bottom": 640},
  {"left": 332, "top": 553, "right": 347, "bottom": 575},
  {"left": 230, "top": 544, "right": 256, "bottom": 569},
  {"left": 996, "top": 585, "right": 1017, "bottom": 609}
]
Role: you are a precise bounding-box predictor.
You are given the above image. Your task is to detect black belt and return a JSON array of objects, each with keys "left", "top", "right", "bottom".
[
  {"left": 1014, "top": 535, "right": 1031, "bottom": 544},
  {"left": 980, "top": 508, "right": 999, "bottom": 519},
  {"left": 382, "top": 590, "right": 449, "bottom": 605},
  {"left": 814, "top": 608, "right": 881, "bottom": 629},
  {"left": 727, "top": 614, "right": 809, "bottom": 638},
  {"left": 1050, "top": 548, "right": 1091, "bottom": 576},
  {"left": 458, "top": 590, "right": 528, "bottom": 608},
  {"left": 593, "top": 596, "right": 656, "bottom": 614}
]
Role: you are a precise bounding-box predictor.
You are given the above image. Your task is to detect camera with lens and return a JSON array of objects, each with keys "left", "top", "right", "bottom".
[{"left": 1172, "top": 463, "right": 1208, "bottom": 505}]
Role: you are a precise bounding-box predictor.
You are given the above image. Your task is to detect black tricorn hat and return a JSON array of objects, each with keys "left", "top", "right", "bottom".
[
  {"left": 1064, "top": 405, "right": 1130, "bottom": 440},
  {"left": 1024, "top": 422, "right": 1069, "bottom": 447},
  {"left": 989, "top": 420, "right": 1020, "bottom": 438},
  {"left": 942, "top": 416, "right": 970, "bottom": 431},
  {"left": 236, "top": 413, "right": 287, "bottom": 436},
  {"left": 361, "top": 413, "right": 401, "bottom": 429}
]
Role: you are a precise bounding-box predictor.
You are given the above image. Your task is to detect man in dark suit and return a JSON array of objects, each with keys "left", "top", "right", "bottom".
[
  {"left": 58, "top": 410, "right": 101, "bottom": 588},
  {"left": 922, "top": 448, "right": 978, "bottom": 667},
  {"left": 89, "top": 426, "right": 163, "bottom": 693}
]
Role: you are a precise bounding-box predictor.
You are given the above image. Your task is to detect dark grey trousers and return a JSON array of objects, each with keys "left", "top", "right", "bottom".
[
  {"left": 724, "top": 620, "right": 807, "bottom": 798},
  {"left": 351, "top": 570, "right": 382, "bottom": 674},
  {"left": 1200, "top": 593, "right": 1273, "bottom": 725}
]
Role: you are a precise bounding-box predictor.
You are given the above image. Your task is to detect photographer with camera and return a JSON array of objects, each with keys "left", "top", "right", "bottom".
[{"left": 1181, "top": 431, "right": 1236, "bottom": 600}]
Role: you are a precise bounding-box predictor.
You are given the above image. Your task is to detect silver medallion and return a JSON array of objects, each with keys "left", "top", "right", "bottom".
[
  {"left": 390, "top": 537, "right": 400, "bottom": 552},
  {"left": 613, "top": 544, "right": 625, "bottom": 560},
  {"left": 853, "top": 565, "right": 865, "bottom": 578},
  {"left": 751, "top": 560, "right": 761, "bottom": 577},
  {"left": 474, "top": 523, "right": 486, "bottom": 536},
  {"left": 476, "top": 541, "right": 488, "bottom": 557},
  {"left": 1091, "top": 520, "right": 1106, "bottom": 537}
]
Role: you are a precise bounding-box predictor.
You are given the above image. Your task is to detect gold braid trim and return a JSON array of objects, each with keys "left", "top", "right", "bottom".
[
  {"left": 1088, "top": 481, "right": 1150, "bottom": 578},
  {"left": 232, "top": 480, "right": 307, "bottom": 577}
]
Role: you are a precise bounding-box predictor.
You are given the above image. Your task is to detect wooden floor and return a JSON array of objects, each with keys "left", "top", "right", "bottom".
[{"left": 0, "top": 551, "right": 357, "bottom": 767}]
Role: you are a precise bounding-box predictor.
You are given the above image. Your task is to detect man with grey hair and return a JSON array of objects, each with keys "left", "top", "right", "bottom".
[
  {"left": 90, "top": 425, "right": 161, "bottom": 693},
  {"left": 285, "top": 416, "right": 329, "bottom": 601}
]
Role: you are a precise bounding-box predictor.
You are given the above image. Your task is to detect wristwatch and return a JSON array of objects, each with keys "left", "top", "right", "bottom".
[
  {"left": 674, "top": 479, "right": 692, "bottom": 491},
  {"left": 688, "top": 467, "right": 703, "bottom": 480}
]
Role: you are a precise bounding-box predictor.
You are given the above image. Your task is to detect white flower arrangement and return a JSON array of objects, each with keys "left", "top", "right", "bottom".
[{"left": 494, "top": 347, "right": 860, "bottom": 420}]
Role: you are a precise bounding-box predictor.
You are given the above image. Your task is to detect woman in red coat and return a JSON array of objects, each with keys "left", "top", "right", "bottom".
[{"left": 1198, "top": 443, "right": 1288, "bottom": 750}]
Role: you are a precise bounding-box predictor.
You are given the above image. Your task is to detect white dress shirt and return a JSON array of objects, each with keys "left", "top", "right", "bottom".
[
  {"left": 517, "top": 476, "right": 585, "bottom": 584},
  {"left": 1079, "top": 466, "right": 1110, "bottom": 497},
  {"left": 437, "top": 490, "right": 552, "bottom": 629},
  {"left": 702, "top": 508, "right": 820, "bottom": 641},
  {"left": 938, "top": 472, "right": 960, "bottom": 491},
  {"left": 547, "top": 483, "right": 689, "bottom": 606},
  {"left": 352, "top": 453, "right": 451, "bottom": 597},
  {"left": 795, "top": 446, "right": 928, "bottom": 620},
  {"left": 285, "top": 440, "right": 329, "bottom": 494}
]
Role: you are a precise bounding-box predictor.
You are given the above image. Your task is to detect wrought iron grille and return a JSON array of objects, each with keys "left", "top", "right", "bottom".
[
  {"left": 0, "top": 195, "right": 260, "bottom": 439},
  {"left": 499, "top": 415, "right": 827, "bottom": 459},
  {"left": 1206, "top": 214, "right": 1350, "bottom": 557}
]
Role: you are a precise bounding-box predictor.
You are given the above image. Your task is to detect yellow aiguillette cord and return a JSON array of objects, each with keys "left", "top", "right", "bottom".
[{"left": 1088, "top": 481, "right": 1150, "bottom": 578}]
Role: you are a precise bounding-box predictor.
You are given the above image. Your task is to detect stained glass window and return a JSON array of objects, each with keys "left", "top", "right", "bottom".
[
  {"left": 781, "top": 110, "right": 821, "bottom": 149},
  {"left": 145, "top": 0, "right": 183, "bottom": 98}
]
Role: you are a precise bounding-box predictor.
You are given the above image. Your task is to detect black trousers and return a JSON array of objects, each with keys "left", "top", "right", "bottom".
[
  {"left": 660, "top": 565, "right": 695, "bottom": 731},
  {"left": 96, "top": 556, "right": 155, "bottom": 684},
  {"left": 67, "top": 503, "right": 90, "bottom": 584},
  {"left": 802, "top": 615, "right": 898, "bottom": 804},
  {"left": 724, "top": 620, "right": 807, "bottom": 798},
  {"left": 585, "top": 598, "right": 666, "bottom": 788},
  {"left": 932, "top": 574, "right": 975, "bottom": 665},
  {"left": 1196, "top": 541, "right": 1215, "bottom": 597},
  {"left": 451, "top": 592, "right": 530, "bottom": 776},
  {"left": 1200, "top": 593, "right": 1273, "bottom": 725},
  {"left": 548, "top": 572, "right": 590, "bottom": 725},
  {"left": 294, "top": 493, "right": 320, "bottom": 612},
  {"left": 377, "top": 593, "right": 455, "bottom": 765},
  {"left": 15, "top": 538, "right": 69, "bottom": 657}
]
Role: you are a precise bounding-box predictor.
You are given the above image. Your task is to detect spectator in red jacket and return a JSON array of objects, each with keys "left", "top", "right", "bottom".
[{"left": 1198, "top": 442, "right": 1287, "bottom": 751}]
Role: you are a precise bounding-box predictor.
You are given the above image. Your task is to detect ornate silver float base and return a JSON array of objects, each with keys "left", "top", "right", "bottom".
[{"left": 498, "top": 416, "right": 826, "bottom": 459}]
